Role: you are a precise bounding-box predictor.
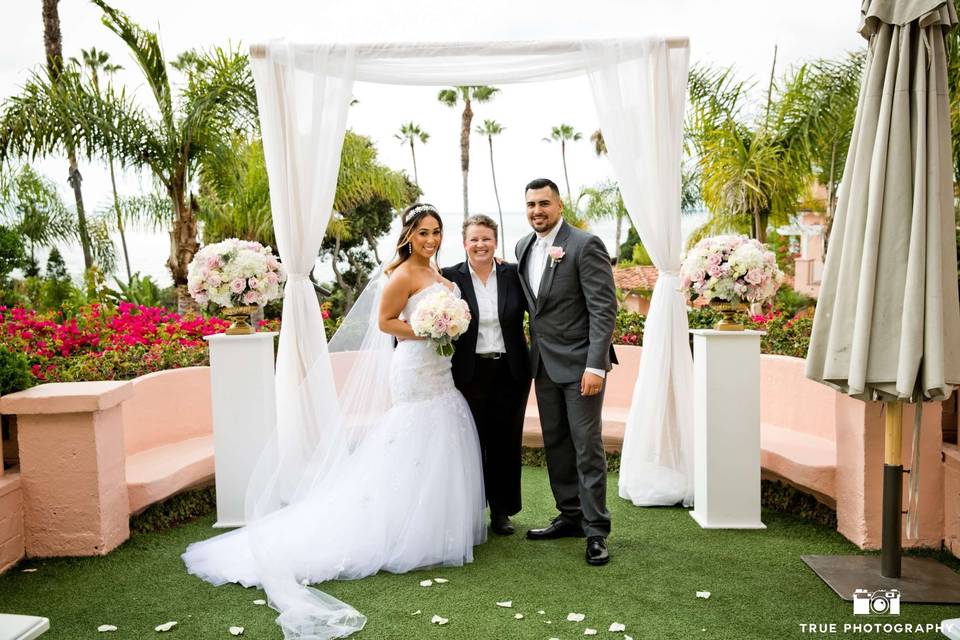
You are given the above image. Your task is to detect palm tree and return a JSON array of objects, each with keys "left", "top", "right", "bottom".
[
  {"left": 394, "top": 122, "right": 428, "bottom": 189},
  {"left": 474, "top": 119, "right": 506, "bottom": 257},
  {"left": 41, "top": 0, "right": 93, "bottom": 270},
  {"left": 1, "top": 2, "right": 258, "bottom": 312},
  {"left": 70, "top": 47, "right": 133, "bottom": 283},
  {"left": 0, "top": 164, "right": 75, "bottom": 265},
  {"left": 590, "top": 129, "right": 606, "bottom": 156},
  {"left": 543, "top": 124, "right": 582, "bottom": 204},
  {"left": 437, "top": 86, "right": 499, "bottom": 218},
  {"left": 584, "top": 129, "right": 625, "bottom": 253},
  {"left": 687, "top": 53, "right": 857, "bottom": 245}
]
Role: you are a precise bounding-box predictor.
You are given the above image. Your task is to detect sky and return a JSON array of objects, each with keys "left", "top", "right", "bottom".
[{"left": 0, "top": 0, "right": 867, "bottom": 283}]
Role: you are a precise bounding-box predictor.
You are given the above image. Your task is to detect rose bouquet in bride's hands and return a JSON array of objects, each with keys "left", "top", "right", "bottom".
[{"left": 410, "top": 288, "right": 471, "bottom": 357}]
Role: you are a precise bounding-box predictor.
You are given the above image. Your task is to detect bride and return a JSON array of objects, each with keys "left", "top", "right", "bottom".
[{"left": 182, "top": 203, "right": 487, "bottom": 639}]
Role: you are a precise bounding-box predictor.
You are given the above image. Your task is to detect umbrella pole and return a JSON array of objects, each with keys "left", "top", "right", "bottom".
[{"left": 881, "top": 400, "right": 902, "bottom": 578}]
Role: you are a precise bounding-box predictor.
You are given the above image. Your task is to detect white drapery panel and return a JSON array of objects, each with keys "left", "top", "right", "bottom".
[
  {"left": 250, "top": 43, "right": 357, "bottom": 504},
  {"left": 584, "top": 39, "right": 695, "bottom": 507}
]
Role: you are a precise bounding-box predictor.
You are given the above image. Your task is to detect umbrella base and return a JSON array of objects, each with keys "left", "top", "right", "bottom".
[{"left": 802, "top": 555, "right": 960, "bottom": 604}]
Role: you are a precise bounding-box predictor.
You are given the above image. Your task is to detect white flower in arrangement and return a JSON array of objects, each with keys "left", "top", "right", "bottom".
[
  {"left": 679, "top": 235, "right": 783, "bottom": 306},
  {"left": 409, "top": 289, "right": 472, "bottom": 357},
  {"left": 187, "top": 238, "right": 287, "bottom": 308}
]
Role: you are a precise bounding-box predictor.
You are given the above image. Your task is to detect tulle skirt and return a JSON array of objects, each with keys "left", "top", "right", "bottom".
[{"left": 182, "top": 387, "right": 486, "bottom": 589}]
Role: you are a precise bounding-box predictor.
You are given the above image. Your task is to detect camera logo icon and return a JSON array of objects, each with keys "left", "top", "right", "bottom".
[{"left": 852, "top": 588, "right": 901, "bottom": 615}]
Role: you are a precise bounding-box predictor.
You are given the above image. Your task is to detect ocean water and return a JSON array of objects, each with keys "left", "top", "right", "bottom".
[{"left": 57, "top": 210, "right": 708, "bottom": 288}]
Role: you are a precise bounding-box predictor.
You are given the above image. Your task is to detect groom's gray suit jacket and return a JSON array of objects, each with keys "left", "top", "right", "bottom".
[{"left": 516, "top": 222, "right": 618, "bottom": 384}]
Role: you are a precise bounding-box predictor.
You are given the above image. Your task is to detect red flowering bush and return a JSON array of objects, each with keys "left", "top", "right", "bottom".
[
  {"left": 748, "top": 310, "right": 814, "bottom": 358},
  {"left": 0, "top": 303, "right": 230, "bottom": 386}
]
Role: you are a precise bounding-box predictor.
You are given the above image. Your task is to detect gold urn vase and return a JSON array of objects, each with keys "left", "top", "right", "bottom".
[
  {"left": 222, "top": 305, "right": 259, "bottom": 335},
  {"left": 712, "top": 301, "right": 747, "bottom": 332}
]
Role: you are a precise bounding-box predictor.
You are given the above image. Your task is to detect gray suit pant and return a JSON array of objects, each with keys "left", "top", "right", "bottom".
[{"left": 534, "top": 363, "right": 611, "bottom": 538}]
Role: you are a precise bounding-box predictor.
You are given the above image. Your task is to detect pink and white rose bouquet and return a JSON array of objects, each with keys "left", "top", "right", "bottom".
[
  {"left": 187, "top": 238, "right": 287, "bottom": 308},
  {"left": 410, "top": 289, "right": 471, "bottom": 357},
  {"left": 680, "top": 235, "right": 783, "bottom": 305}
]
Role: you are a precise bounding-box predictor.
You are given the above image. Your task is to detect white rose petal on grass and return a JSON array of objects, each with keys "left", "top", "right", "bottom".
[
  {"left": 411, "top": 610, "right": 422, "bottom": 616},
  {"left": 97, "top": 625, "right": 118, "bottom": 632},
  {"left": 696, "top": 591, "right": 711, "bottom": 599},
  {"left": 229, "top": 627, "right": 245, "bottom": 636},
  {"left": 22, "top": 568, "right": 37, "bottom": 573},
  {"left": 253, "top": 599, "right": 267, "bottom": 606},
  {"left": 430, "top": 615, "right": 449, "bottom": 625},
  {"left": 514, "top": 613, "right": 524, "bottom": 620},
  {"left": 495, "top": 600, "right": 513, "bottom": 608},
  {"left": 537, "top": 610, "right": 546, "bottom": 615},
  {"left": 609, "top": 622, "right": 627, "bottom": 632},
  {"left": 433, "top": 578, "right": 449, "bottom": 584},
  {"left": 625, "top": 636, "right": 634, "bottom": 640},
  {"left": 567, "top": 613, "right": 586, "bottom": 622},
  {"left": 154, "top": 621, "right": 177, "bottom": 632},
  {"left": 584, "top": 629, "right": 598, "bottom": 636},
  {"left": 419, "top": 579, "right": 433, "bottom": 587}
]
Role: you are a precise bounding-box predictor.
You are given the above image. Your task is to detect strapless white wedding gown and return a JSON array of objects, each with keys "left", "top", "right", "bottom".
[{"left": 182, "top": 282, "right": 486, "bottom": 637}]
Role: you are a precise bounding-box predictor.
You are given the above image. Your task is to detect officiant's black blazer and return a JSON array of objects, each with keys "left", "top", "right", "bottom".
[{"left": 441, "top": 261, "right": 531, "bottom": 386}]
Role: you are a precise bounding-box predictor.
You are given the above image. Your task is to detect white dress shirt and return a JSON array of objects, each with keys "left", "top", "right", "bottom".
[
  {"left": 468, "top": 262, "right": 506, "bottom": 355},
  {"left": 526, "top": 220, "right": 606, "bottom": 380}
]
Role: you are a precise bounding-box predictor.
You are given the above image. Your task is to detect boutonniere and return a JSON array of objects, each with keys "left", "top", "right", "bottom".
[{"left": 548, "top": 246, "right": 565, "bottom": 267}]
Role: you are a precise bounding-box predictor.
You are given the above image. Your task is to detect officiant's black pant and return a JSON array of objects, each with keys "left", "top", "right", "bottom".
[{"left": 458, "top": 356, "right": 529, "bottom": 518}]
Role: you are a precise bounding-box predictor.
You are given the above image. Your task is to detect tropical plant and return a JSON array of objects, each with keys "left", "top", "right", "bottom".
[
  {"left": 1, "top": 1, "right": 258, "bottom": 313},
  {"left": 196, "top": 136, "right": 273, "bottom": 246},
  {"left": 321, "top": 132, "right": 417, "bottom": 313},
  {"left": 590, "top": 129, "right": 606, "bottom": 156},
  {"left": 437, "top": 85, "right": 499, "bottom": 217},
  {"left": 474, "top": 119, "right": 506, "bottom": 257},
  {"left": 578, "top": 180, "right": 628, "bottom": 260},
  {"left": 41, "top": 0, "right": 93, "bottom": 270},
  {"left": 70, "top": 47, "right": 133, "bottom": 282},
  {"left": 0, "top": 165, "right": 75, "bottom": 263},
  {"left": 394, "top": 122, "right": 429, "bottom": 188},
  {"left": 103, "top": 272, "right": 166, "bottom": 308},
  {"left": 687, "top": 53, "right": 863, "bottom": 246},
  {"left": 543, "top": 124, "right": 582, "bottom": 205}
]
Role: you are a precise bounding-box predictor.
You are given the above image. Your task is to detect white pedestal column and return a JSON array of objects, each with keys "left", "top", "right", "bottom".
[
  {"left": 204, "top": 332, "right": 278, "bottom": 528},
  {"left": 689, "top": 329, "right": 766, "bottom": 530}
]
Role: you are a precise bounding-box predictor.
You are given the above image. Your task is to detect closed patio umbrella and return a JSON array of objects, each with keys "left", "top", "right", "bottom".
[{"left": 804, "top": 0, "right": 960, "bottom": 595}]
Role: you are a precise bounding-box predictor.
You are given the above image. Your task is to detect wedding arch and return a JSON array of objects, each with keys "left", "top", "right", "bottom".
[{"left": 249, "top": 37, "right": 695, "bottom": 507}]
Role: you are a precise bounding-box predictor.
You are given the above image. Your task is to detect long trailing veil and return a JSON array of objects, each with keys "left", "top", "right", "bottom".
[{"left": 242, "top": 269, "right": 392, "bottom": 639}]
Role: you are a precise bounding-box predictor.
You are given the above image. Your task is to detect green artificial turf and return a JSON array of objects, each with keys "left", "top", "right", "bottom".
[{"left": 3, "top": 467, "right": 958, "bottom": 639}]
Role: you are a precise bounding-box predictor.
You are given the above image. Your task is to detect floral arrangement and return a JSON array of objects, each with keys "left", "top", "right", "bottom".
[
  {"left": 0, "top": 303, "right": 228, "bottom": 385},
  {"left": 410, "top": 289, "right": 471, "bottom": 357},
  {"left": 680, "top": 235, "right": 783, "bottom": 305},
  {"left": 187, "top": 239, "right": 286, "bottom": 308}
]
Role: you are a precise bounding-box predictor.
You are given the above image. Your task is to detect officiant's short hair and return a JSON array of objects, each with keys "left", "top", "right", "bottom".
[
  {"left": 462, "top": 214, "right": 498, "bottom": 238},
  {"left": 525, "top": 178, "right": 560, "bottom": 197}
]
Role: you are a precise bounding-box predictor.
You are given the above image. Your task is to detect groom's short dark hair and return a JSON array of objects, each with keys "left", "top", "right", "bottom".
[{"left": 525, "top": 178, "right": 560, "bottom": 197}]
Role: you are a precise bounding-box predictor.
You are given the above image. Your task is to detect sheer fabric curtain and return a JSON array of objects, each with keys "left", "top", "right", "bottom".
[
  {"left": 249, "top": 43, "right": 357, "bottom": 510},
  {"left": 584, "top": 39, "right": 695, "bottom": 507}
]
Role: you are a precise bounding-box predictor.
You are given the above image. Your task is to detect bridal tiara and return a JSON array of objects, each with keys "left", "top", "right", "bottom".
[{"left": 404, "top": 204, "right": 439, "bottom": 222}]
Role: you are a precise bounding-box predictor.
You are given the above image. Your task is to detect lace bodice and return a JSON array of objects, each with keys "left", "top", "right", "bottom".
[{"left": 391, "top": 282, "right": 460, "bottom": 404}]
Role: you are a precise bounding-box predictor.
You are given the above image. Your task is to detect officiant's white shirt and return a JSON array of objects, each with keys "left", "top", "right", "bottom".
[
  {"left": 468, "top": 262, "right": 506, "bottom": 355},
  {"left": 528, "top": 219, "right": 605, "bottom": 380}
]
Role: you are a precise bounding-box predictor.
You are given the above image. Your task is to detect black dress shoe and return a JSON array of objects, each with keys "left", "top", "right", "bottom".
[
  {"left": 526, "top": 517, "right": 585, "bottom": 540},
  {"left": 490, "top": 513, "right": 515, "bottom": 536},
  {"left": 586, "top": 536, "right": 610, "bottom": 565}
]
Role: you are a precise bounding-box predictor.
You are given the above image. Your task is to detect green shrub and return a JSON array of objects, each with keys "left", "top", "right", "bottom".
[
  {"left": 0, "top": 349, "right": 35, "bottom": 396},
  {"left": 614, "top": 307, "right": 645, "bottom": 346}
]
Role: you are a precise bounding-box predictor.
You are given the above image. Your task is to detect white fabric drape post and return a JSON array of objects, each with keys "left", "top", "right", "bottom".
[
  {"left": 250, "top": 42, "right": 357, "bottom": 507},
  {"left": 584, "top": 39, "right": 695, "bottom": 507}
]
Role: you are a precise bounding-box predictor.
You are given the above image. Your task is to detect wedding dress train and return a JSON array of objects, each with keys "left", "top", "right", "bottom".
[{"left": 182, "top": 282, "right": 486, "bottom": 638}]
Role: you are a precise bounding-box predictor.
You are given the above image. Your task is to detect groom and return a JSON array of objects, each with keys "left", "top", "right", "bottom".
[{"left": 516, "top": 178, "right": 618, "bottom": 566}]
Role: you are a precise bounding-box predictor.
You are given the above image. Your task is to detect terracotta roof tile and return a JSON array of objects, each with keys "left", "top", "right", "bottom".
[{"left": 613, "top": 265, "right": 659, "bottom": 291}]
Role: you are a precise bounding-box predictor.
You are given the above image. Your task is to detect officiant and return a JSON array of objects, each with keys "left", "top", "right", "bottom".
[{"left": 442, "top": 214, "right": 531, "bottom": 536}]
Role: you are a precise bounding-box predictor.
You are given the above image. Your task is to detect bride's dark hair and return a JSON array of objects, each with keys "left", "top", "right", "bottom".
[{"left": 384, "top": 203, "right": 443, "bottom": 275}]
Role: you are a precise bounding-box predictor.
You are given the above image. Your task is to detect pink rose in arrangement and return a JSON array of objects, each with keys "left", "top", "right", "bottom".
[
  {"left": 230, "top": 278, "right": 246, "bottom": 294},
  {"left": 680, "top": 234, "right": 784, "bottom": 305},
  {"left": 547, "top": 246, "right": 566, "bottom": 265}
]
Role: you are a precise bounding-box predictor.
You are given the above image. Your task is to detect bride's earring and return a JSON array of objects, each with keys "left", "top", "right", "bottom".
[{"left": 407, "top": 242, "right": 412, "bottom": 253}]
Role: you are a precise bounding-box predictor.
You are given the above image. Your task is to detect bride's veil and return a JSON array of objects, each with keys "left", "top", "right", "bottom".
[{"left": 242, "top": 268, "right": 393, "bottom": 639}]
